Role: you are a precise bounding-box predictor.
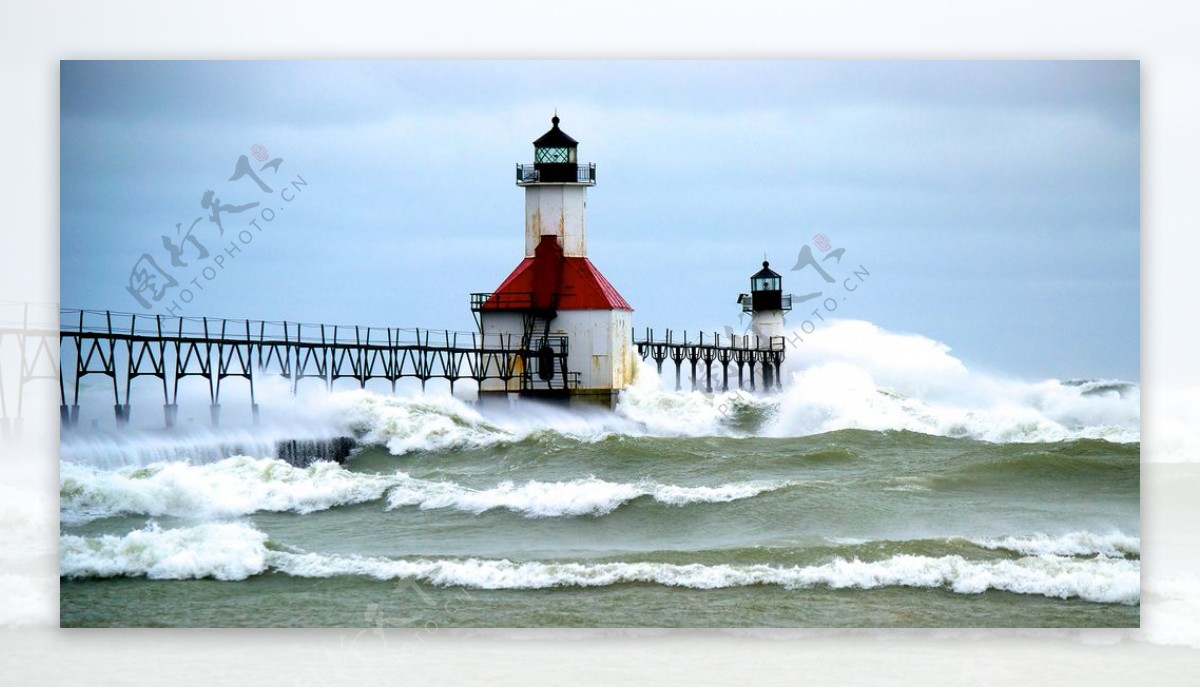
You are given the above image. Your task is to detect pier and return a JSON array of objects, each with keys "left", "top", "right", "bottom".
[
  {"left": 633, "top": 328, "right": 785, "bottom": 393},
  {"left": 12, "top": 307, "right": 790, "bottom": 432},
  {"left": 58, "top": 308, "right": 573, "bottom": 428}
]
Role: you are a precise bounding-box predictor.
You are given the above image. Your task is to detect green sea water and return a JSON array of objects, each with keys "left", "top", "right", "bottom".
[{"left": 59, "top": 426, "right": 1140, "bottom": 628}]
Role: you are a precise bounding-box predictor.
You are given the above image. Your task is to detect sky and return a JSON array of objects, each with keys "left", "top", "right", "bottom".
[{"left": 59, "top": 60, "right": 1139, "bottom": 381}]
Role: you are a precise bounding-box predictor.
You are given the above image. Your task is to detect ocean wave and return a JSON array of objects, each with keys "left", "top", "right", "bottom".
[
  {"left": 385, "top": 475, "right": 789, "bottom": 517},
  {"left": 340, "top": 392, "right": 519, "bottom": 454},
  {"left": 60, "top": 522, "right": 269, "bottom": 581},
  {"left": 60, "top": 456, "right": 786, "bottom": 523},
  {"left": 60, "top": 456, "right": 396, "bottom": 525},
  {"left": 273, "top": 552, "right": 1139, "bottom": 604},
  {"left": 59, "top": 523, "right": 1140, "bottom": 604},
  {"left": 971, "top": 532, "right": 1140, "bottom": 559},
  {"left": 758, "top": 321, "right": 1139, "bottom": 444},
  {"left": 338, "top": 389, "right": 659, "bottom": 454}
]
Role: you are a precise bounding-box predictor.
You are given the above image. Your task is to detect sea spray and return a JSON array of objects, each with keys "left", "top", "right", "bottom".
[{"left": 763, "top": 320, "right": 1139, "bottom": 443}]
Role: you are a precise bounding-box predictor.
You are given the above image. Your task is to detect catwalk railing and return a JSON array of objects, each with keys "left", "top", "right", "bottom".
[
  {"left": 0, "top": 302, "right": 59, "bottom": 437},
  {"left": 632, "top": 328, "right": 786, "bottom": 392},
  {"left": 58, "top": 309, "right": 572, "bottom": 428}
]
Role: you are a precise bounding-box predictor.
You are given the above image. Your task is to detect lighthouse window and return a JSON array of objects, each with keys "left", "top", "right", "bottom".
[
  {"left": 535, "top": 146, "right": 574, "bottom": 163},
  {"left": 753, "top": 276, "right": 780, "bottom": 291}
]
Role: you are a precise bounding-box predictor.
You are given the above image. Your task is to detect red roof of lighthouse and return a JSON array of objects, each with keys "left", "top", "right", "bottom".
[{"left": 483, "top": 235, "right": 633, "bottom": 311}]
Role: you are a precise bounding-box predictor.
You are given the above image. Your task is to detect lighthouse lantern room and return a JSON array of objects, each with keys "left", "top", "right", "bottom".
[
  {"left": 736, "top": 260, "right": 791, "bottom": 390},
  {"left": 475, "top": 115, "right": 634, "bottom": 407}
]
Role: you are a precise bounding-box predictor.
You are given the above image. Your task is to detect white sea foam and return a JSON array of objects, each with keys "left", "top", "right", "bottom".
[
  {"left": 320, "top": 320, "right": 1138, "bottom": 448},
  {"left": 329, "top": 358, "right": 772, "bottom": 456},
  {"left": 59, "top": 524, "right": 1142, "bottom": 605},
  {"left": 615, "top": 363, "right": 773, "bottom": 437},
  {"left": 972, "top": 531, "right": 1140, "bottom": 559},
  {"left": 271, "top": 551, "right": 1139, "bottom": 604},
  {"left": 761, "top": 320, "right": 1139, "bottom": 443},
  {"left": 60, "top": 456, "right": 784, "bottom": 523},
  {"left": 339, "top": 392, "right": 518, "bottom": 454},
  {"left": 59, "top": 456, "right": 396, "bottom": 525},
  {"left": 336, "top": 388, "right": 650, "bottom": 454},
  {"left": 385, "top": 474, "right": 788, "bottom": 517},
  {"left": 60, "top": 522, "right": 270, "bottom": 580}
]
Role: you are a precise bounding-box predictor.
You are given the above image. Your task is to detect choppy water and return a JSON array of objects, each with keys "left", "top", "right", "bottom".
[{"left": 58, "top": 321, "right": 1140, "bottom": 627}]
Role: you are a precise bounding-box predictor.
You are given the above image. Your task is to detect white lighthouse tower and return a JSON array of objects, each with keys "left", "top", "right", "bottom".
[{"left": 473, "top": 115, "right": 635, "bottom": 407}]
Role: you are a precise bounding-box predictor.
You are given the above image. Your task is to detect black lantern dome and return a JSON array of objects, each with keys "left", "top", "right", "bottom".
[
  {"left": 740, "top": 260, "right": 792, "bottom": 313},
  {"left": 533, "top": 114, "right": 578, "bottom": 163},
  {"left": 517, "top": 114, "right": 596, "bottom": 185},
  {"left": 751, "top": 261, "right": 781, "bottom": 292}
]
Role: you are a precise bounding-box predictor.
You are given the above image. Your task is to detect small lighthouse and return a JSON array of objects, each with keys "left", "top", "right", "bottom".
[
  {"left": 473, "top": 115, "right": 634, "bottom": 407},
  {"left": 737, "top": 261, "right": 791, "bottom": 389}
]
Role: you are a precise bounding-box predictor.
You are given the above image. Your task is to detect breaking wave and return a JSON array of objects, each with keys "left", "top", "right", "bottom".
[
  {"left": 61, "top": 522, "right": 269, "bottom": 581},
  {"left": 385, "top": 475, "right": 790, "bottom": 517},
  {"left": 60, "top": 523, "right": 1140, "bottom": 605},
  {"left": 969, "top": 531, "right": 1140, "bottom": 559},
  {"left": 59, "top": 456, "right": 788, "bottom": 524},
  {"left": 760, "top": 321, "right": 1138, "bottom": 443},
  {"left": 59, "top": 457, "right": 395, "bottom": 525}
]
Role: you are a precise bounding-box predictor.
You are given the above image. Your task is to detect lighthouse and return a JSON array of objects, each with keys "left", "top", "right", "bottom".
[
  {"left": 738, "top": 261, "right": 791, "bottom": 387},
  {"left": 473, "top": 115, "right": 635, "bottom": 407}
]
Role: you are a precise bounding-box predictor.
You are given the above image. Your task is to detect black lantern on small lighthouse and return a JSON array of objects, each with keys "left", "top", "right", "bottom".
[{"left": 741, "top": 261, "right": 791, "bottom": 314}]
